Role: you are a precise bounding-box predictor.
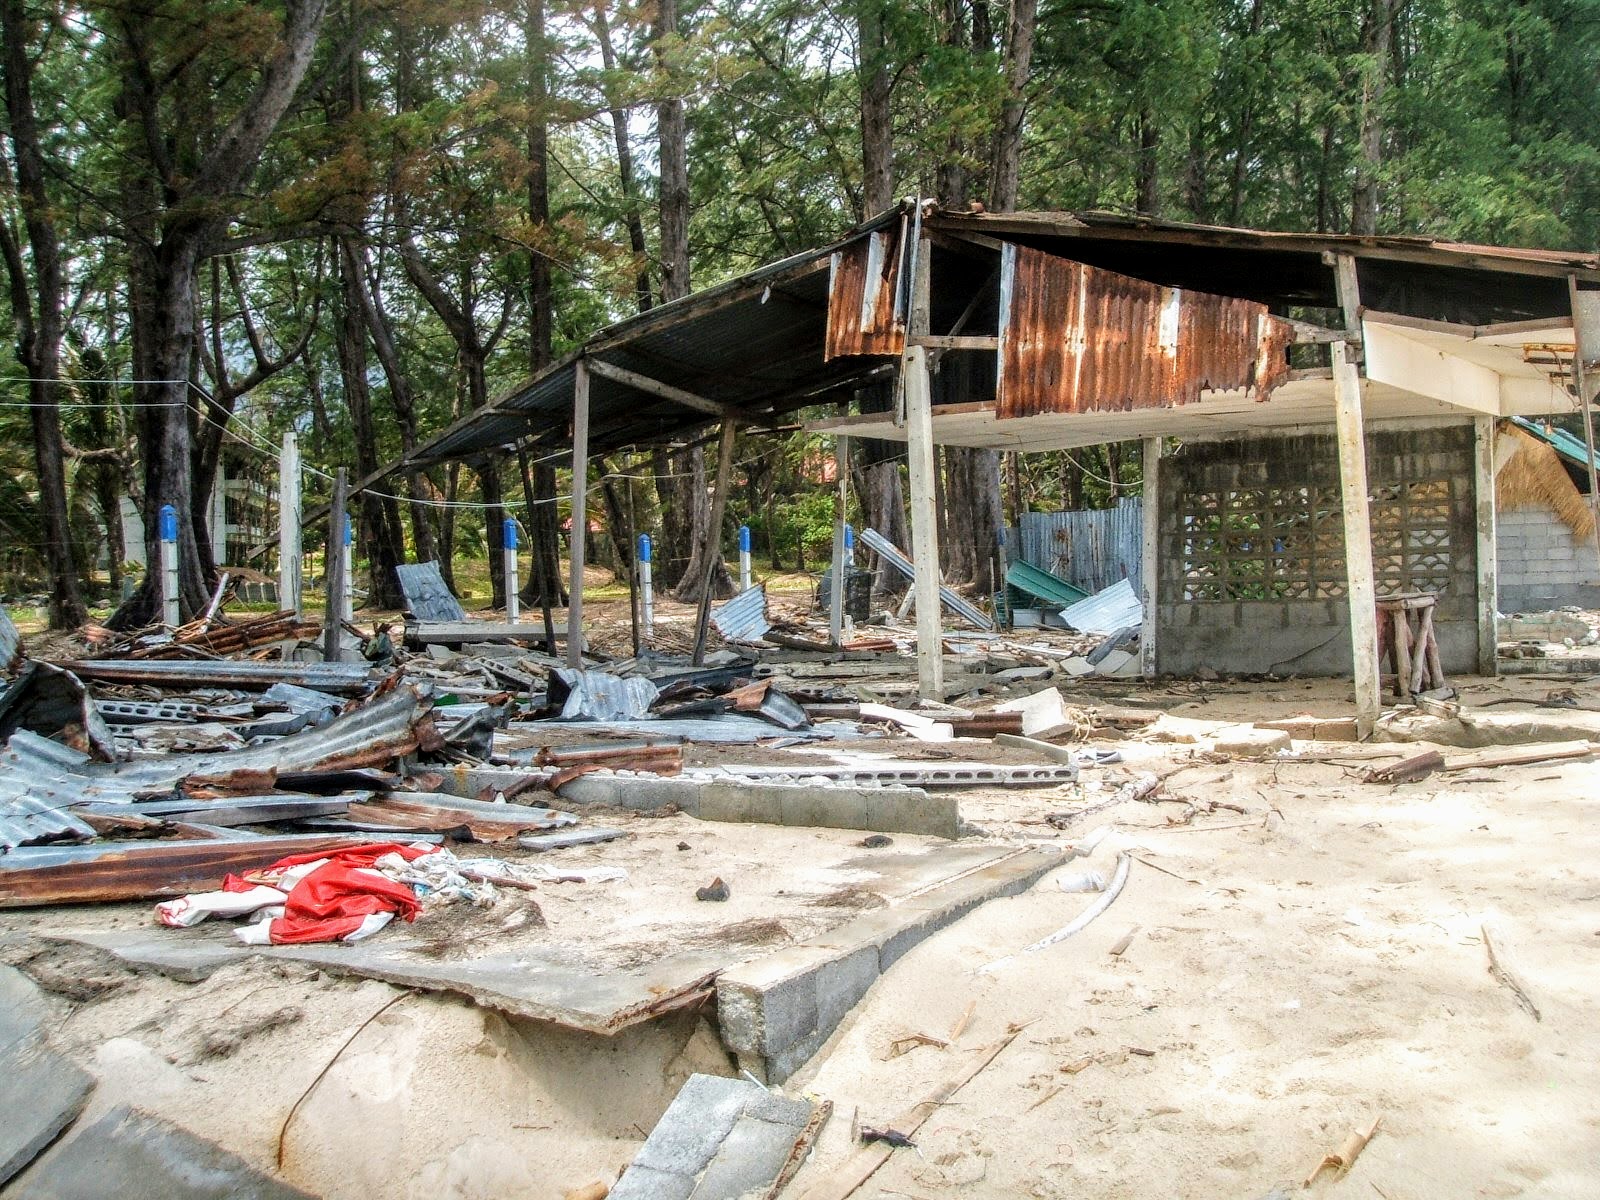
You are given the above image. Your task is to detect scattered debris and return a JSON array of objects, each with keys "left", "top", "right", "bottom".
[{"left": 1303, "top": 1115, "right": 1383, "bottom": 1187}]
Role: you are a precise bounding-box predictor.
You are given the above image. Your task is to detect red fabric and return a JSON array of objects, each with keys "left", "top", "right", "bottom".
[
  {"left": 233, "top": 843, "right": 432, "bottom": 945},
  {"left": 265, "top": 859, "right": 423, "bottom": 944}
]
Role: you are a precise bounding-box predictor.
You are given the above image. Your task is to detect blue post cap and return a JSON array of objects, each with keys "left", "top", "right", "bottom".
[
  {"left": 502, "top": 518, "right": 518, "bottom": 549},
  {"left": 343, "top": 514, "right": 353, "bottom": 545},
  {"left": 158, "top": 504, "right": 177, "bottom": 542},
  {"left": 844, "top": 524, "right": 855, "bottom": 549},
  {"left": 637, "top": 533, "right": 652, "bottom": 563},
  {"left": 738, "top": 525, "right": 751, "bottom": 553}
]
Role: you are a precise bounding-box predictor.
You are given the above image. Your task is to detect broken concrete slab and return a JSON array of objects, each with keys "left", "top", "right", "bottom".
[
  {"left": 992, "top": 733, "right": 1081, "bottom": 766},
  {"left": 1254, "top": 715, "right": 1360, "bottom": 742},
  {"left": 1212, "top": 725, "right": 1292, "bottom": 757},
  {"left": 0, "top": 965, "right": 94, "bottom": 1187},
  {"left": 8, "top": 1104, "right": 312, "bottom": 1200},
  {"left": 993, "top": 688, "right": 1083, "bottom": 740},
  {"left": 610, "top": 1074, "right": 818, "bottom": 1200},
  {"left": 440, "top": 768, "right": 961, "bottom": 840},
  {"left": 718, "top": 844, "right": 1064, "bottom": 1082}
]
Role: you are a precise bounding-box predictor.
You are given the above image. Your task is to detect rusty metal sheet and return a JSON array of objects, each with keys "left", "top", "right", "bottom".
[
  {"left": 996, "top": 244, "right": 1294, "bottom": 418},
  {"left": 825, "top": 223, "right": 907, "bottom": 359},
  {"left": 54, "top": 658, "right": 373, "bottom": 696},
  {"left": 0, "top": 832, "right": 376, "bottom": 907}
]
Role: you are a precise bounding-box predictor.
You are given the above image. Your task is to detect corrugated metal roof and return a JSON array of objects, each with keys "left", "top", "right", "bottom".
[
  {"left": 825, "top": 223, "right": 907, "bottom": 359},
  {"left": 0, "top": 731, "right": 127, "bottom": 851},
  {"left": 395, "top": 561, "right": 468, "bottom": 622},
  {"left": 858, "top": 528, "right": 995, "bottom": 630},
  {"left": 0, "top": 606, "right": 20, "bottom": 675},
  {"left": 57, "top": 658, "right": 372, "bottom": 696},
  {"left": 1059, "top": 577, "right": 1144, "bottom": 634},
  {"left": 1510, "top": 416, "right": 1599, "bottom": 474},
  {"left": 997, "top": 244, "right": 1293, "bottom": 419},
  {"left": 710, "top": 585, "right": 771, "bottom": 643}
]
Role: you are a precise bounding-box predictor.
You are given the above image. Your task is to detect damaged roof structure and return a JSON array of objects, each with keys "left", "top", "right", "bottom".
[{"left": 359, "top": 201, "right": 1600, "bottom": 731}]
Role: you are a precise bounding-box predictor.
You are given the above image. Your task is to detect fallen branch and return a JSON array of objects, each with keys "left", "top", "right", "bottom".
[
  {"left": 1481, "top": 921, "right": 1541, "bottom": 1021},
  {"left": 1442, "top": 741, "right": 1595, "bottom": 773},
  {"left": 979, "top": 852, "right": 1131, "bottom": 974},
  {"left": 1362, "top": 750, "right": 1443, "bottom": 784}
]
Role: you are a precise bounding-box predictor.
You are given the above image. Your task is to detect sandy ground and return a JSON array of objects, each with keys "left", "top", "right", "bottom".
[{"left": 3, "top": 671, "right": 1599, "bottom": 1197}]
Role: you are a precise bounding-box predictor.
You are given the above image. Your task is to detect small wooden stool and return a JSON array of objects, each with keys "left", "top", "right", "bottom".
[{"left": 1376, "top": 592, "right": 1446, "bottom": 701}]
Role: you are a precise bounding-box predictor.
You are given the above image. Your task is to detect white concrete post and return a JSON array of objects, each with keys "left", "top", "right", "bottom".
[
  {"left": 340, "top": 514, "right": 354, "bottom": 622},
  {"left": 567, "top": 359, "right": 591, "bottom": 668},
  {"left": 1333, "top": 341, "right": 1382, "bottom": 734},
  {"left": 1473, "top": 416, "right": 1498, "bottom": 676},
  {"left": 904, "top": 345, "right": 944, "bottom": 699},
  {"left": 159, "top": 504, "right": 180, "bottom": 626},
  {"left": 278, "top": 432, "right": 302, "bottom": 616},
  {"left": 738, "top": 525, "right": 752, "bottom": 593},
  {"left": 503, "top": 517, "right": 520, "bottom": 623},
  {"left": 1141, "top": 437, "right": 1162, "bottom": 680},
  {"left": 638, "top": 533, "right": 655, "bottom": 636},
  {"left": 844, "top": 523, "right": 855, "bottom": 567},
  {"left": 829, "top": 434, "right": 850, "bottom": 645}
]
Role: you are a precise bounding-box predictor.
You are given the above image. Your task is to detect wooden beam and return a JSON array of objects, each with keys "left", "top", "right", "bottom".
[
  {"left": 1282, "top": 317, "right": 1350, "bottom": 345},
  {"left": 567, "top": 359, "right": 590, "bottom": 669},
  {"left": 905, "top": 347, "right": 944, "bottom": 699},
  {"left": 322, "top": 469, "right": 346, "bottom": 664},
  {"left": 691, "top": 419, "right": 740, "bottom": 664},
  {"left": 1141, "top": 437, "right": 1161, "bottom": 680},
  {"left": 1568, "top": 277, "right": 1600, "bottom": 565},
  {"left": 585, "top": 357, "right": 734, "bottom": 417},
  {"left": 1473, "top": 416, "right": 1499, "bottom": 676},
  {"left": 912, "top": 334, "right": 999, "bottom": 351},
  {"left": 1333, "top": 341, "right": 1381, "bottom": 735},
  {"left": 1362, "top": 321, "right": 1503, "bottom": 415}
]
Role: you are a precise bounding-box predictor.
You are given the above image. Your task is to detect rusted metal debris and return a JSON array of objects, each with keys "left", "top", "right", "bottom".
[
  {"left": 55, "top": 657, "right": 373, "bottom": 696},
  {"left": 123, "top": 610, "right": 319, "bottom": 660},
  {"left": 343, "top": 793, "right": 576, "bottom": 842},
  {"left": 825, "top": 222, "right": 907, "bottom": 360},
  {"left": 996, "top": 244, "right": 1294, "bottom": 419},
  {"left": 0, "top": 661, "right": 117, "bottom": 762},
  {"left": 0, "top": 832, "right": 376, "bottom": 908}
]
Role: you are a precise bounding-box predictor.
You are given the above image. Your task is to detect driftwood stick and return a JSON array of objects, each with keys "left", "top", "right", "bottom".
[{"left": 1481, "top": 921, "right": 1541, "bottom": 1021}]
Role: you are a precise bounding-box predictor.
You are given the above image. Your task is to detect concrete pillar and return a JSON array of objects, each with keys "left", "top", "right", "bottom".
[
  {"left": 277, "top": 431, "right": 301, "bottom": 616},
  {"left": 1473, "top": 416, "right": 1498, "bottom": 675},
  {"left": 340, "top": 514, "right": 354, "bottom": 622},
  {"left": 1333, "top": 341, "right": 1381, "bottom": 734},
  {"left": 904, "top": 345, "right": 944, "bottom": 699},
  {"left": 567, "top": 359, "right": 590, "bottom": 668},
  {"left": 1140, "top": 436, "right": 1161, "bottom": 680},
  {"left": 638, "top": 533, "right": 654, "bottom": 636},
  {"left": 503, "top": 517, "right": 520, "bottom": 623},
  {"left": 829, "top": 434, "right": 850, "bottom": 645},
  {"left": 159, "top": 504, "right": 179, "bottom": 627}
]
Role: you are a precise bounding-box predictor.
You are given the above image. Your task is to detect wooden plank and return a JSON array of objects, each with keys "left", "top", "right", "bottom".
[
  {"left": 585, "top": 357, "right": 732, "bottom": 417},
  {"left": 1333, "top": 341, "right": 1382, "bottom": 734},
  {"left": 1141, "top": 436, "right": 1161, "bottom": 679},
  {"left": 323, "top": 469, "right": 347, "bottom": 663},
  {"left": 910, "top": 334, "right": 999, "bottom": 351},
  {"left": 408, "top": 620, "right": 569, "bottom": 644},
  {"left": 903, "top": 349, "right": 945, "bottom": 699},
  {"left": 1473, "top": 416, "right": 1499, "bottom": 676},
  {"left": 568, "top": 360, "right": 590, "bottom": 669},
  {"left": 1331, "top": 251, "right": 1364, "bottom": 347},
  {"left": 1567, "top": 277, "right": 1600, "bottom": 562}
]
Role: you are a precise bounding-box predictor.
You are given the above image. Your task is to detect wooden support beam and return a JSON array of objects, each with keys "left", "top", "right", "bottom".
[
  {"left": 567, "top": 359, "right": 590, "bottom": 669},
  {"left": 905, "top": 345, "right": 944, "bottom": 699},
  {"left": 585, "top": 357, "right": 734, "bottom": 418},
  {"left": 1567, "top": 277, "right": 1600, "bottom": 564},
  {"left": 1333, "top": 341, "right": 1381, "bottom": 735},
  {"left": 691, "top": 418, "right": 739, "bottom": 664},
  {"left": 1140, "top": 437, "right": 1161, "bottom": 680},
  {"left": 1329, "top": 252, "right": 1364, "bottom": 359},
  {"left": 911, "top": 335, "right": 999, "bottom": 351},
  {"left": 1473, "top": 416, "right": 1499, "bottom": 677},
  {"left": 322, "top": 469, "right": 346, "bottom": 664}
]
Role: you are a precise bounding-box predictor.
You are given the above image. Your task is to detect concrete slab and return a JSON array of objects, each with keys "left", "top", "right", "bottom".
[
  {"left": 0, "top": 966, "right": 94, "bottom": 1187},
  {"left": 610, "top": 1074, "right": 816, "bottom": 1200},
  {"left": 994, "top": 688, "right": 1082, "bottom": 739},
  {"left": 439, "top": 767, "right": 960, "bottom": 839},
  {"left": 8, "top": 1105, "right": 312, "bottom": 1200},
  {"left": 60, "top": 844, "right": 1030, "bottom": 1040},
  {"left": 717, "top": 844, "right": 1064, "bottom": 1082}
]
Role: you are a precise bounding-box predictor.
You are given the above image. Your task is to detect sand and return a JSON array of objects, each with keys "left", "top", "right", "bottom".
[{"left": 4, "top": 670, "right": 1599, "bottom": 1197}]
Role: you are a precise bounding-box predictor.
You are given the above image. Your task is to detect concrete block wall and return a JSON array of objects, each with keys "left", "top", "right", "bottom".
[
  {"left": 1157, "top": 422, "right": 1479, "bottom": 677},
  {"left": 1497, "top": 505, "right": 1600, "bottom": 613}
]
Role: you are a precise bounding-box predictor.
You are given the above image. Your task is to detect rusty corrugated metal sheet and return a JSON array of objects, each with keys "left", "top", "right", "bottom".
[
  {"left": 996, "top": 244, "right": 1294, "bottom": 418},
  {"left": 824, "top": 222, "right": 907, "bottom": 359}
]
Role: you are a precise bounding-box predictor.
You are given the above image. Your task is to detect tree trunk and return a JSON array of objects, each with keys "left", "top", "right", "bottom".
[
  {"left": 0, "top": 0, "right": 87, "bottom": 628},
  {"left": 594, "top": 6, "right": 652, "bottom": 314},
  {"left": 655, "top": 0, "right": 690, "bottom": 304},
  {"left": 669, "top": 445, "right": 735, "bottom": 603},
  {"left": 1135, "top": 105, "right": 1160, "bottom": 216},
  {"left": 858, "top": 0, "right": 894, "bottom": 217},
  {"left": 1352, "top": 0, "right": 1398, "bottom": 235},
  {"left": 987, "top": 0, "right": 1038, "bottom": 210}
]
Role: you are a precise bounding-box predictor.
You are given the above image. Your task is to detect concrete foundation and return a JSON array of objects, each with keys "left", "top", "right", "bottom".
[
  {"left": 0, "top": 965, "right": 94, "bottom": 1187},
  {"left": 716, "top": 845, "right": 1063, "bottom": 1082}
]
